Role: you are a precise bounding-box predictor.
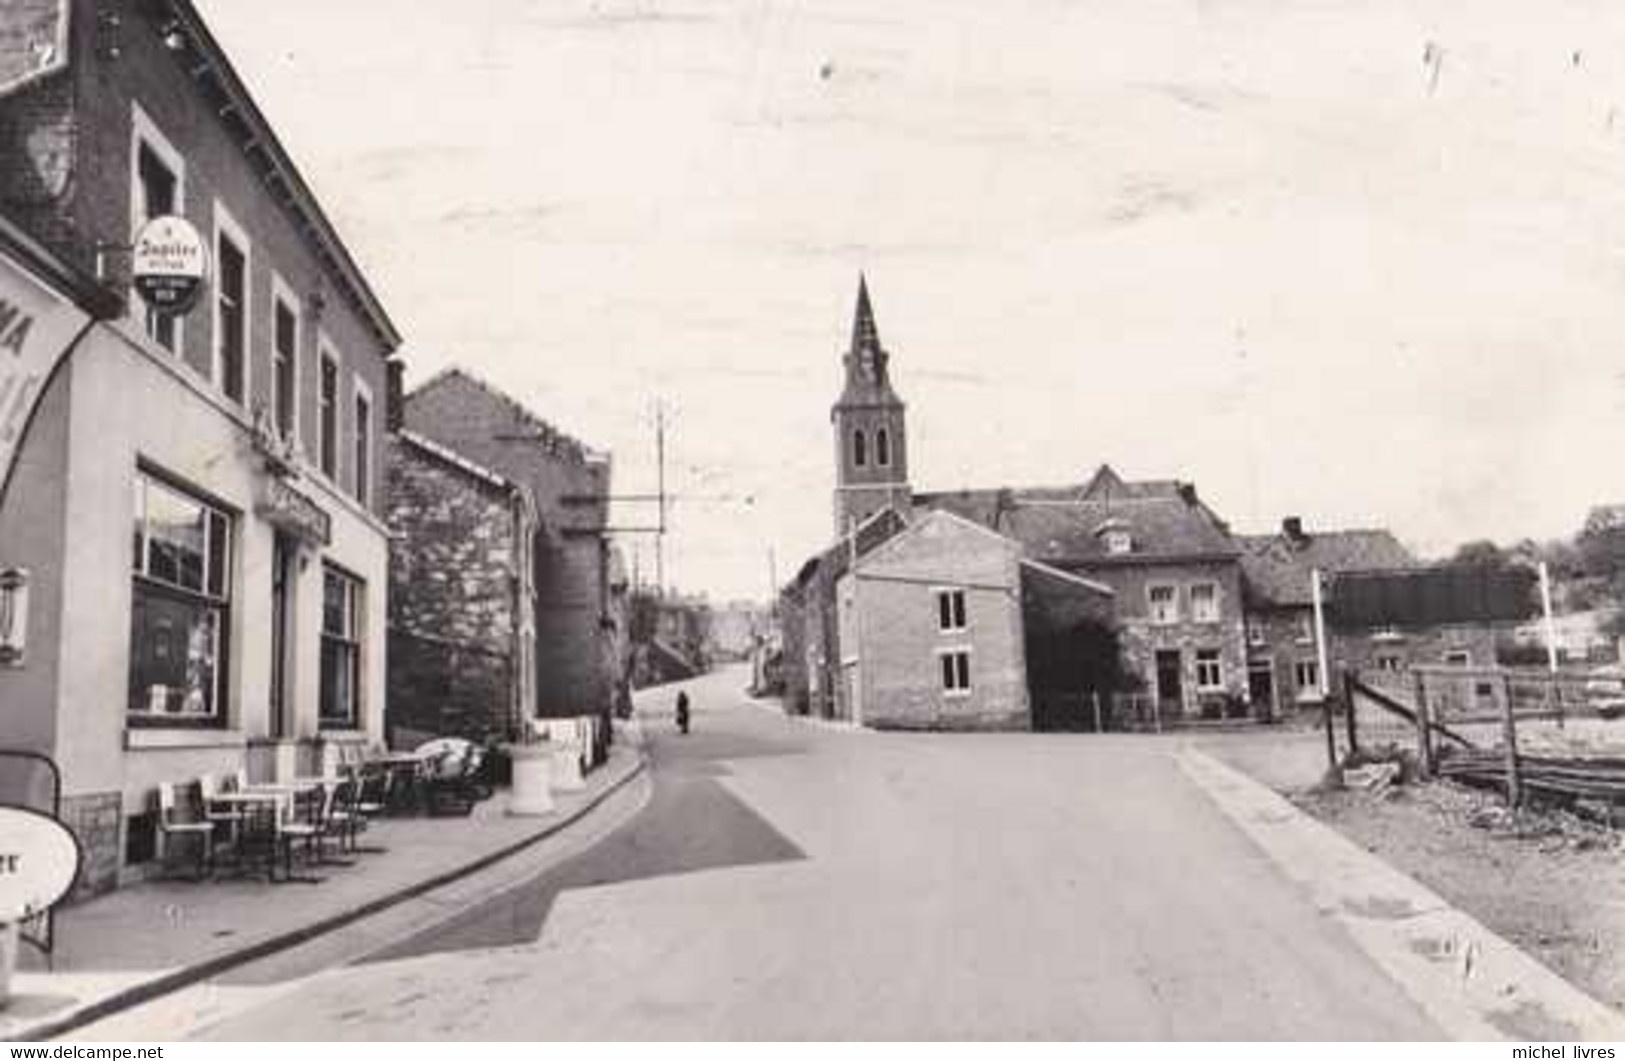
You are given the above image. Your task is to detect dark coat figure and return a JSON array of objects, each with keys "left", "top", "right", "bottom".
[{"left": 675, "top": 691, "right": 691, "bottom": 734}]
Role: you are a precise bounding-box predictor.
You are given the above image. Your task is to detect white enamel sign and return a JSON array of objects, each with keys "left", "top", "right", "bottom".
[
  {"left": 0, "top": 0, "right": 69, "bottom": 99},
  {"left": 132, "top": 215, "right": 209, "bottom": 317},
  {"left": 0, "top": 249, "right": 90, "bottom": 503},
  {"left": 0, "top": 806, "right": 80, "bottom": 922}
]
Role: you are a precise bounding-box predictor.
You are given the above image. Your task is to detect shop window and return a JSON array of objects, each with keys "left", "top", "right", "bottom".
[
  {"left": 1191, "top": 582, "right": 1220, "bottom": 623},
  {"left": 1195, "top": 649, "right": 1223, "bottom": 690},
  {"left": 1148, "top": 584, "right": 1178, "bottom": 625},
  {"left": 128, "top": 470, "right": 232, "bottom": 725},
  {"left": 939, "top": 649, "right": 971, "bottom": 695},
  {"left": 937, "top": 588, "right": 967, "bottom": 632},
  {"left": 320, "top": 564, "right": 363, "bottom": 729}
]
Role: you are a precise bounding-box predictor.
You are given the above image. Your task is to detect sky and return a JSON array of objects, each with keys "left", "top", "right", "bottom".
[{"left": 197, "top": 0, "right": 1625, "bottom": 602}]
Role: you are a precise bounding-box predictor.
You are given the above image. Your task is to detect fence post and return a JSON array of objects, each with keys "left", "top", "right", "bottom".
[
  {"left": 1500, "top": 671, "right": 1522, "bottom": 808},
  {"left": 1091, "top": 692, "right": 1103, "bottom": 734},
  {"left": 1342, "top": 668, "right": 1358, "bottom": 758},
  {"left": 1412, "top": 668, "right": 1434, "bottom": 778}
]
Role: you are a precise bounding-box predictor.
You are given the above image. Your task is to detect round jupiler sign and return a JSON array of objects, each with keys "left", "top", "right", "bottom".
[
  {"left": 132, "top": 215, "right": 208, "bottom": 317},
  {"left": 0, "top": 806, "right": 81, "bottom": 922}
]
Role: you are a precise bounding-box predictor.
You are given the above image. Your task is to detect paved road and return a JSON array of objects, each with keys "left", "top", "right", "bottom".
[{"left": 190, "top": 667, "right": 1444, "bottom": 1039}]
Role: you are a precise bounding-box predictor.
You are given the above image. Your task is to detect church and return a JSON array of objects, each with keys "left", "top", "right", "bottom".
[{"left": 779, "top": 278, "right": 1127, "bottom": 731}]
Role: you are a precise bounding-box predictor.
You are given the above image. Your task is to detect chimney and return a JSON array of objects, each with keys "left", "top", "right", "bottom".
[
  {"left": 1283, "top": 516, "right": 1307, "bottom": 543},
  {"left": 385, "top": 361, "right": 405, "bottom": 433},
  {"left": 1177, "top": 483, "right": 1198, "bottom": 506}
]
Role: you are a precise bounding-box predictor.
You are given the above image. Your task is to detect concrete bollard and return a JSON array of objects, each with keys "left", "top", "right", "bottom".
[
  {"left": 551, "top": 746, "right": 587, "bottom": 793},
  {"left": 505, "top": 744, "right": 555, "bottom": 816}
]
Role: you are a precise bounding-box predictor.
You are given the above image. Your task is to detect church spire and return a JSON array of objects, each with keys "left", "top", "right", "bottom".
[
  {"left": 852, "top": 272, "right": 880, "bottom": 353},
  {"left": 838, "top": 273, "right": 898, "bottom": 404}
]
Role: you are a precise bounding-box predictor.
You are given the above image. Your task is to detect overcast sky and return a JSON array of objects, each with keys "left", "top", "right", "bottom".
[{"left": 199, "top": 0, "right": 1625, "bottom": 601}]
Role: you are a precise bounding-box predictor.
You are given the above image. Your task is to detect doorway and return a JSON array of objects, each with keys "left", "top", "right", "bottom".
[
  {"left": 270, "top": 533, "right": 296, "bottom": 739},
  {"left": 1154, "top": 650, "right": 1183, "bottom": 719},
  {"left": 1248, "top": 659, "right": 1275, "bottom": 721}
]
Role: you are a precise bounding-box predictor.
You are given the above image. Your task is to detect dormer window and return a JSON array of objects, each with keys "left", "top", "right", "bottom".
[{"left": 1095, "top": 519, "right": 1132, "bottom": 555}]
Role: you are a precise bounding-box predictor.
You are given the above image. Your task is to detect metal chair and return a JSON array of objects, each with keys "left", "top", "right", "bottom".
[{"left": 156, "top": 782, "right": 214, "bottom": 881}]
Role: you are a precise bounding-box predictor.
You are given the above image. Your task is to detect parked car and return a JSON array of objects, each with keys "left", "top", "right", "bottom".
[{"left": 1585, "top": 667, "right": 1625, "bottom": 719}]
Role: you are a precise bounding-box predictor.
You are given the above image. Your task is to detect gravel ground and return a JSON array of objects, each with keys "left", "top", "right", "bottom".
[{"left": 1291, "top": 777, "right": 1625, "bottom": 1013}]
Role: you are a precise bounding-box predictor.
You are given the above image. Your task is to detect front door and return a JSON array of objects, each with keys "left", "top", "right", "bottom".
[
  {"left": 1248, "top": 659, "right": 1276, "bottom": 720},
  {"left": 1154, "top": 650, "right": 1183, "bottom": 717},
  {"left": 270, "top": 533, "right": 296, "bottom": 739}
]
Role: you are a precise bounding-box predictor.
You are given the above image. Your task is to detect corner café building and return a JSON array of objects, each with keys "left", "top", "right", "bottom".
[{"left": 0, "top": 0, "right": 402, "bottom": 896}]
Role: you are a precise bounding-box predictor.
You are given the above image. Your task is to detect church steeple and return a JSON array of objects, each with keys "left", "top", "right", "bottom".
[{"left": 831, "top": 274, "right": 910, "bottom": 536}]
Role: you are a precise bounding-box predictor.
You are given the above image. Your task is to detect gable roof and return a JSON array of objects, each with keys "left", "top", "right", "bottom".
[
  {"left": 408, "top": 366, "right": 604, "bottom": 465},
  {"left": 1238, "top": 528, "right": 1417, "bottom": 607},
  {"left": 853, "top": 507, "right": 1020, "bottom": 571},
  {"left": 396, "top": 429, "right": 515, "bottom": 494}
]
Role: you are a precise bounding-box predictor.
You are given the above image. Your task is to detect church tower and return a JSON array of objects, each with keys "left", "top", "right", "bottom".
[{"left": 832, "top": 274, "right": 910, "bottom": 536}]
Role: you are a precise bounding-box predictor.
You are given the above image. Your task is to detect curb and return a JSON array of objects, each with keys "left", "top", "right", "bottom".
[
  {"left": 8, "top": 748, "right": 649, "bottom": 1043},
  {"left": 1178, "top": 746, "right": 1625, "bottom": 1042}
]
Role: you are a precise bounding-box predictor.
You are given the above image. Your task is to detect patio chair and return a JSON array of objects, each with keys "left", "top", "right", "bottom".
[
  {"left": 325, "top": 777, "right": 368, "bottom": 855},
  {"left": 270, "top": 786, "right": 328, "bottom": 883},
  {"left": 198, "top": 772, "right": 243, "bottom": 840},
  {"left": 156, "top": 782, "right": 214, "bottom": 881}
]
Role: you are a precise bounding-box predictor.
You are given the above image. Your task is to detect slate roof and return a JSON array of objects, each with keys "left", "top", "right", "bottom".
[
  {"left": 914, "top": 465, "right": 1239, "bottom": 566},
  {"left": 1238, "top": 528, "right": 1417, "bottom": 607}
]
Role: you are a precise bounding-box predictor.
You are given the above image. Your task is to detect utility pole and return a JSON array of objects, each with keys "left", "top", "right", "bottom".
[{"left": 655, "top": 399, "right": 666, "bottom": 596}]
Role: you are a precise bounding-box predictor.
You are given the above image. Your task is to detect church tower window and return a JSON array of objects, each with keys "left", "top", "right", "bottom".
[
  {"left": 853, "top": 430, "right": 867, "bottom": 468},
  {"left": 876, "top": 428, "right": 890, "bottom": 467}
]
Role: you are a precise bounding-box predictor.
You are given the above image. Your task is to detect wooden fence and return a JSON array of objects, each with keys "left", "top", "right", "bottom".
[{"left": 1340, "top": 665, "right": 1625, "bottom": 809}]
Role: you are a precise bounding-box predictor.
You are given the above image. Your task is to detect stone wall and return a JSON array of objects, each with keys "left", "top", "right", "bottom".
[
  {"left": 385, "top": 436, "right": 522, "bottom": 742},
  {"left": 60, "top": 790, "right": 121, "bottom": 900}
]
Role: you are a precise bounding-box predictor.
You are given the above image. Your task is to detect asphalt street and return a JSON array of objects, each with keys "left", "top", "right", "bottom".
[{"left": 184, "top": 666, "right": 1445, "bottom": 1039}]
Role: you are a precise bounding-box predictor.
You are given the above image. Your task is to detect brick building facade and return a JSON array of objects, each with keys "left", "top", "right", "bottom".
[
  {"left": 385, "top": 431, "right": 537, "bottom": 746},
  {"left": 0, "top": 0, "right": 400, "bottom": 893}
]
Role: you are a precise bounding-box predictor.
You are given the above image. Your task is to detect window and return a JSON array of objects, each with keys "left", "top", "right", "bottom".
[
  {"left": 1444, "top": 650, "right": 1471, "bottom": 667},
  {"left": 319, "top": 349, "right": 339, "bottom": 480},
  {"left": 129, "top": 470, "right": 232, "bottom": 724},
  {"left": 1246, "top": 619, "right": 1267, "bottom": 646},
  {"left": 131, "top": 107, "right": 184, "bottom": 353},
  {"left": 1295, "top": 659, "right": 1322, "bottom": 699},
  {"left": 1195, "top": 649, "right": 1223, "bottom": 690},
  {"left": 1103, "top": 528, "right": 1133, "bottom": 555},
  {"left": 852, "top": 429, "right": 867, "bottom": 468},
  {"left": 939, "top": 649, "right": 971, "bottom": 695},
  {"left": 213, "top": 207, "right": 248, "bottom": 404},
  {"left": 1148, "top": 584, "right": 1178, "bottom": 625},
  {"left": 1376, "top": 654, "right": 1403, "bottom": 673},
  {"left": 1191, "top": 582, "right": 1220, "bottom": 623},
  {"left": 353, "top": 382, "right": 373, "bottom": 506},
  {"left": 937, "top": 588, "right": 967, "bottom": 632},
  {"left": 271, "top": 280, "right": 299, "bottom": 440},
  {"left": 876, "top": 427, "right": 890, "bottom": 467},
  {"left": 1295, "top": 612, "right": 1315, "bottom": 643},
  {"left": 320, "top": 565, "right": 363, "bottom": 728}
]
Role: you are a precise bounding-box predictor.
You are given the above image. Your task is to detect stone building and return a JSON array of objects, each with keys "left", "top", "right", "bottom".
[
  {"left": 0, "top": 0, "right": 400, "bottom": 893},
  {"left": 921, "top": 466, "right": 1250, "bottom": 722},
  {"left": 385, "top": 430, "right": 537, "bottom": 746},
  {"left": 400, "top": 368, "right": 624, "bottom": 726},
  {"left": 1237, "top": 519, "right": 1417, "bottom": 717}
]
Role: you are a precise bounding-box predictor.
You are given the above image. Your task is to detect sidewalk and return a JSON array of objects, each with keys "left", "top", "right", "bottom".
[{"left": 2, "top": 732, "right": 647, "bottom": 1042}]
